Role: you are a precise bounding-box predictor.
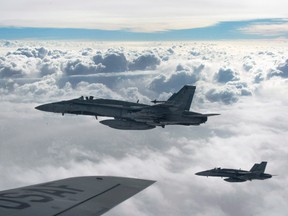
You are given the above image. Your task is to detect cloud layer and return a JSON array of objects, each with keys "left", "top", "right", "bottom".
[
  {"left": 1, "top": 0, "right": 288, "bottom": 32},
  {"left": 0, "top": 40, "right": 288, "bottom": 216}
]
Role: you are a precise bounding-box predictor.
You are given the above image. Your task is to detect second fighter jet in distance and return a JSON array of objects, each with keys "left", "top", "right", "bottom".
[{"left": 195, "top": 162, "right": 273, "bottom": 182}]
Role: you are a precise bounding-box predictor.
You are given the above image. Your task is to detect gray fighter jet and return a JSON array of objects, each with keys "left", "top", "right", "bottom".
[
  {"left": 35, "top": 85, "right": 219, "bottom": 130},
  {"left": 0, "top": 176, "right": 155, "bottom": 216},
  {"left": 195, "top": 162, "right": 272, "bottom": 182}
]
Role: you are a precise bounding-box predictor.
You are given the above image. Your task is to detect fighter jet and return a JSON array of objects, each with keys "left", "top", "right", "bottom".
[
  {"left": 0, "top": 176, "right": 155, "bottom": 216},
  {"left": 195, "top": 161, "right": 272, "bottom": 182},
  {"left": 35, "top": 85, "right": 219, "bottom": 130}
]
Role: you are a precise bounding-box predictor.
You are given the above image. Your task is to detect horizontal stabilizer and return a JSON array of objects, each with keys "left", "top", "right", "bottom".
[
  {"left": 198, "top": 113, "right": 220, "bottom": 117},
  {"left": 183, "top": 112, "right": 220, "bottom": 117}
]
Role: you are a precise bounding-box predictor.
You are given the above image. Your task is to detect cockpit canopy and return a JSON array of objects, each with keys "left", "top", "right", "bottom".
[{"left": 78, "top": 96, "right": 94, "bottom": 100}]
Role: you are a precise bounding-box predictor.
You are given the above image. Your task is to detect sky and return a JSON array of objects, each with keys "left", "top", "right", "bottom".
[
  {"left": 0, "top": 40, "right": 288, "bottom": 215},
  {"left": 0, "top": 0, "right": 287, "bottom": 40}
]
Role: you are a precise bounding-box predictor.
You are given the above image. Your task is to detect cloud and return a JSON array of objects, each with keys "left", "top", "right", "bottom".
[
  {"left": 214, "top": 67, "right": 239, "bottom": 83},
  {"left": 242, "top": 56, "right": 256, "bottom": 72},
  {"left": 129, "top": 53, "right": 160, "bottom": 71},
  {"left": 7, "top": 47, "right": 49, "bottom": 59},
  {"left": 267, "top": 59, "right": 288, "bottom": 78},
  {"left": 0, "top": 59, "right": 24, "bottom": 78},
  {"left": 93, "top": 51, "right": 128, "bottom": 72},
  {"left": 239, "top": 21, "right": 288, "bottom": 37},
  {"left": 0, "top": 54, "right": 41, "bottom": 78},
  {"left": 64, "top": 58, "right": 104, "bottom": 75},
  {"left": 0, "top": 40, "right": 16, "bottom": 47},
  {"left": 149, "top": 64, "right": 204, "bottom": 93},
  {"left": 1, "top": 1, "right": 288, "bottom": 32},
  {"left": 205, "top": 85, "right": 239, "bottom": 104},
  {"left": 14, "top": 75, "right": 65, "bottom": 98},
  {"left": 0, "top": 40, "right": 288, "bottom": 216},
  {"left": 63, "top": 50, "right": 162, "bottom": 78}
]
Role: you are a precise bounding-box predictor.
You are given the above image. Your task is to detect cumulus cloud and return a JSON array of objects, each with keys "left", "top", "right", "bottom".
[
  {"left": 129, "top": 52, "right": 161, "bottom": 71},
  {"left": 214, "top": 67, "right": 239, "bottom": 83},
  {"left": 205, "top": 85, "right": 239, "bottom": 104},
  {"left": 0, "top": 40, "right": 288, "bottom": 216},
  {"left": 0, "top": 54, "right": 43, "bottom": 78},
  {"left": 149, "top": 64, "right": 204, "bottom": 93},
  {"left": 0, "top": 59, "right": 24, "bottom": 78},
  {"left": 7, "top": 47, "right": 49, "bottom": 59},
  {"left": 61, "top": 50, "right": 162, "bottom": 81},
  {"left": 93, "top": 51, "right": 128, "bottom": 72},
  {"left": 64, "top": 58, "right": 104, "bottom": 75},
  {"left": 242, "top": 56, "right": 256, "bottom": 72},
  {"left": 267, "top": 59, "right": 288, "bottom": 78}
]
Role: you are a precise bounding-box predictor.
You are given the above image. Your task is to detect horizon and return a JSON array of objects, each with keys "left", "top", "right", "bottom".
[{"left": 1, "top": 18, "right": 287, "bottom": 41}]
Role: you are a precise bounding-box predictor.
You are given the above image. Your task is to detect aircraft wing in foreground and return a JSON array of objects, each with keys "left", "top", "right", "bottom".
[
  {"left": 195, "top": 162, "right": 272, "bottom": 183},
  {"left": 0, "top": 176, "right": 155, "bottom": 216},
  {"left": 35, "top": 85, "right": 219, "bottom": 130}
]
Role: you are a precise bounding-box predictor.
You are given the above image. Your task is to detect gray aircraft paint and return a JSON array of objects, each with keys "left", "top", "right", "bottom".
[
  {"left": 35, "top": 85, "right": 219, "bottom": 130},
  {"left": 0, "top": 176, "right": 155, "bottom": 216},
  {"left": 195, "top": 162, "right": 272, "bottom": 183}
]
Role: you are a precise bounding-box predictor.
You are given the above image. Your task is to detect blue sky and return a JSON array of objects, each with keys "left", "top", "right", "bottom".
[{"left": 1, "top": 19, "right": 287, "bottom": 40}]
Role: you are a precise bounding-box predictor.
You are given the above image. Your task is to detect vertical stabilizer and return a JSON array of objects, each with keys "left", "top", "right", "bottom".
[
  {"left": 166, "top": 85, "right": 196, "bottom": 111},
  {"left": 250, "top": 161, "right": 267, "bottom": 173}
]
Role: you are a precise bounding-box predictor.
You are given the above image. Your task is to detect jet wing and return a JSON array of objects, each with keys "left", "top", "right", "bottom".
[{"left": 0, "top": 176, "right": 155, "bottom": 216}]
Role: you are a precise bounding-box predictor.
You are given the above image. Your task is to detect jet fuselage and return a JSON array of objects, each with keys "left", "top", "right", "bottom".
[
  {"left": 36, "top": 98, "right": 148, "bottom": 118},
  {"left": 35, "top": 86, "right": 219, "bottom": 130}
]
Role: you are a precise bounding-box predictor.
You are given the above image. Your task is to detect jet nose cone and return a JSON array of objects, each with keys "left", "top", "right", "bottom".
[
  {"left": 35, "top": 105, "right": 44, "bottom": 111},
  {"left": 195, "top": 170, "right": 211, "bottom": 176},
  {"left": 195, "top": 171, "right": 205, "bottom": 176},
  {"left": 35, "top": 104, "right": 52, "bottom": 112}
]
